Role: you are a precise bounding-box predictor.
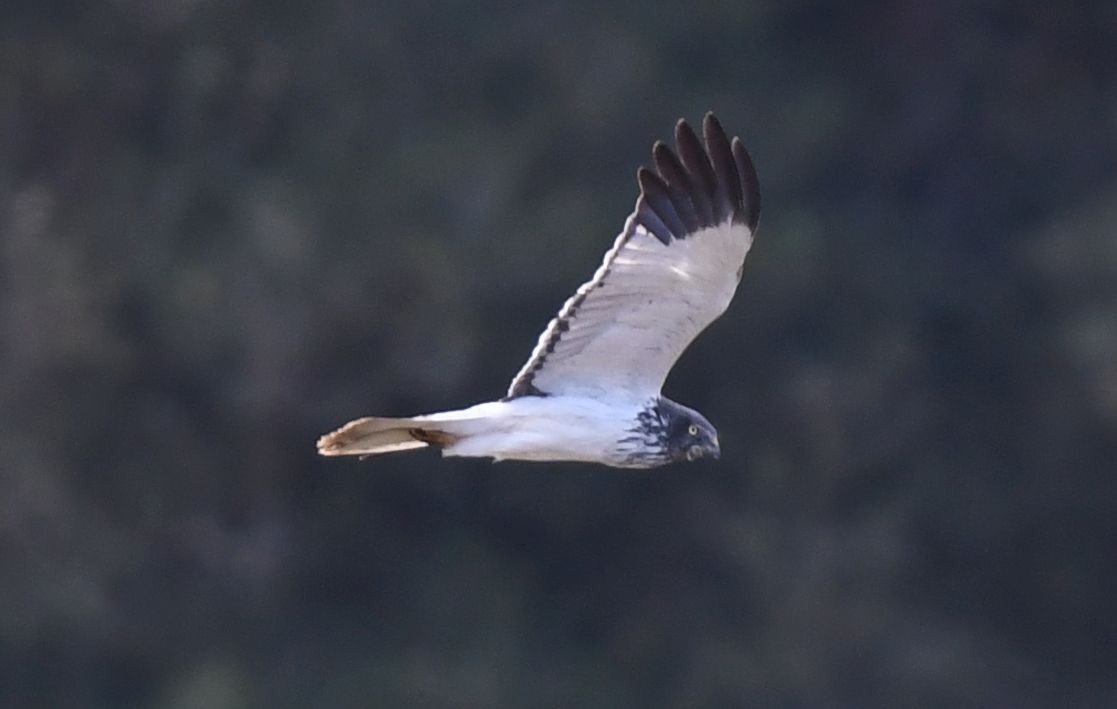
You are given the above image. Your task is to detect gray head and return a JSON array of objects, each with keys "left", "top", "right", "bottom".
[{"left": 649, "top": 398, "right": 721, "bottom": 464}]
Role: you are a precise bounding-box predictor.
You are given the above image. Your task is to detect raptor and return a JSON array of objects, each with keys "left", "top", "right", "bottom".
[{"left": 318, "top": 113, "right": 761, "bottom": 468}]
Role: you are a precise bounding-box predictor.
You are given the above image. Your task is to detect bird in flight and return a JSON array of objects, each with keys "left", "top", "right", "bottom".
[{"left": 318, "top": 113, "right": 760, "bottom": 468}]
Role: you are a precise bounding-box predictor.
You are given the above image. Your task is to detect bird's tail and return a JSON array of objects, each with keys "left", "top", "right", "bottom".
[{"left": 316, "top": 416, "right": 459, "bottom": 458}]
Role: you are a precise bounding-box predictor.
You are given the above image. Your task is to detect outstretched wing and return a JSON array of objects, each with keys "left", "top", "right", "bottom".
[{"left": 506, "top": 113, "right": 761, "bottom": 402}]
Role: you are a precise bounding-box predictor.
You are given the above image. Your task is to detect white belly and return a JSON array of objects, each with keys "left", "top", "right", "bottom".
[{"left": 432, "top": 396, "right": 644, "bottom": 466}]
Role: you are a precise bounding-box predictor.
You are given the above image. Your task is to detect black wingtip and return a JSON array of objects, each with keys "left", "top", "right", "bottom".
[
  {"left": 675, "top": 117, "right": 692, "bottom": 137},
  {"left": 702, "top": 113, "right": 731, "bottom": 159},
  {"left": 674, "top": 118, "right": 716, "bottom": 225},
  {"left": 631, "top": 113, "right": 761, "bottom": 243},
  {"left": 633, "top": 186, "right": 673, "bottom": 246},
  {"left": 703, "top": 114, "right": 741, "bottom": 220},
  {"left": 652, "top": 140, "right": 700, "bottom": 233},
  {"left": 732, "top": 136, "right": 761, "bottom": 232}
]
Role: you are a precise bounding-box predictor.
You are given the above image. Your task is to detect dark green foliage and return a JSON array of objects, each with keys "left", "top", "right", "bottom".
[{"left": 2, "top": 1, "right": 1116, "bottom": 706}]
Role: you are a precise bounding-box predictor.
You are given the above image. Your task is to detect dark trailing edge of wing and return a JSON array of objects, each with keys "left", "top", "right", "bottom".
[{"left": 505, "top": 113, "right": 760, "bottom": 399}]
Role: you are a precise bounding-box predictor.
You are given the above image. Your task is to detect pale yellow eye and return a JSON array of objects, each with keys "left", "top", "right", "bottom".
[{"left": 687, "top": 424, "right": 699, "bottom": 436}]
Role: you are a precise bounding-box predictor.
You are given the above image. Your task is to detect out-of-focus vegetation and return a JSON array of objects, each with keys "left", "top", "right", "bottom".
[{"left": 2, "top": 1, "right": 1115, "bottom": 706}]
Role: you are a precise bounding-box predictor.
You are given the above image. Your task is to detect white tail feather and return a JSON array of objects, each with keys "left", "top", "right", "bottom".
[{"left": 317, "top": 416, "right": 453, "bottom": 457}]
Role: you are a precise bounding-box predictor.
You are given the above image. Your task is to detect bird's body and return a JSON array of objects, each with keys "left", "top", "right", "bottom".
[
  {"left": 325, "top": 395, "right": 716, "bottom": 468},
  {"left": 318, "top": 113, "right": 760, "bottom": 469},
  {"left": 423, "top": 396, "right": 651, "bottom": 467}
]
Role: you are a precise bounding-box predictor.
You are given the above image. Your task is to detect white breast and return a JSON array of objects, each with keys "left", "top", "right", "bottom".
[{"left": 436, "top": 396, "right": 644, "bottom": 465}]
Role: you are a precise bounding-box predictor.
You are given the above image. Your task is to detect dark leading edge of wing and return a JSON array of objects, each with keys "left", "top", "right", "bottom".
[
  {"left": 634, "top": 113, "right": 761, "bottom": 246},
  {"left": 505, "top": 113, "right": 760, "bottom": 400}
]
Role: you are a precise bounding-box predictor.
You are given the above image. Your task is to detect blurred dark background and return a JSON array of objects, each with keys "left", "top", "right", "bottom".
[{"left": 2, "top": 1, "right": 1116, "bottom": 706}]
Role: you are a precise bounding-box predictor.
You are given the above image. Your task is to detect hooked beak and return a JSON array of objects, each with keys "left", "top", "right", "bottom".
[
  {"left": 686, "top": 439, "right": 721, "bottom": 462},
  {"left": 707, "top": 439, "right": 721, "bottom": 460}
]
